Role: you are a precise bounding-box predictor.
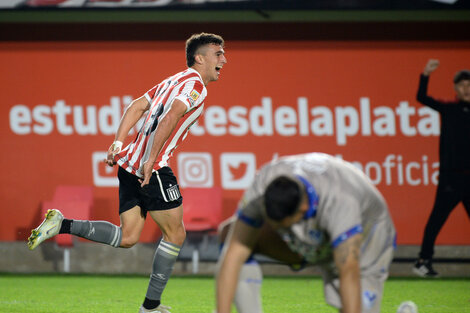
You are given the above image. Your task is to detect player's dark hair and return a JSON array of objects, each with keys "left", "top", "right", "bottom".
[
  {"left": 264, "top": 176, "right": 301, "bottom": 221},
  {"left": 453, "top": 69, "right": 470, "bottom": 84},
  {"left": 186, "top": 33, "right": 224, "bottom": 67}
]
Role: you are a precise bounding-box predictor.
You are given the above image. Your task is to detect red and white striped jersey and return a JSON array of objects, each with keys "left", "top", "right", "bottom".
[{"left": 116, "top": 68, "right": 207, "bottom": 177}]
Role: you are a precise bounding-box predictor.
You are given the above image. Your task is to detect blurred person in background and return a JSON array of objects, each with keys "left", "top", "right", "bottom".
[
  {"left": 28, "top": 32, "right": 227, "bottom": 313},
  {"left": 413, "top": 59, "right": 470, "bottom": 278}
]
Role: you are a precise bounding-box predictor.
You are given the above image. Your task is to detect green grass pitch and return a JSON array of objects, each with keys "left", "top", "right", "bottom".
[{"left": 0, "top": 274, "right": 468, "bottom": 313}]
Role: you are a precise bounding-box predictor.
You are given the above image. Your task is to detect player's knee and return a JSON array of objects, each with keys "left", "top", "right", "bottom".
[
  {"left": 174, "top": 228, "right": 186, "bottom": 246},
  {"left": 120, "top": 234, "right": 139, "bottom": 248},
  {"left": 165, "top": 227, "right": 186, "bottom": 246}
]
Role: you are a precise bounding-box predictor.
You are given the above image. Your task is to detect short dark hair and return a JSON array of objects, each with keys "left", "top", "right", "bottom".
[
  {"left": 185, "top": 32, "right": 224, "bottom": 67},
  {"left": 453, "top": 69, "right": 470, "bottom": 84},
  {"left": 264, "top": 176, "right": 301, "bottom": 221}
]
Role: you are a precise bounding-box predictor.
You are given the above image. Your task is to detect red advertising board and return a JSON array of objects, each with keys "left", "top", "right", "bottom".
[{"left": 1, "top": 41, "right": 469, "bottom": 244}]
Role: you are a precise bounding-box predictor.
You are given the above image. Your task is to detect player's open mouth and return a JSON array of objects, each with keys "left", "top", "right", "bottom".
[{"left": 216, "top": 66, "right": 222, "bottom": 73}]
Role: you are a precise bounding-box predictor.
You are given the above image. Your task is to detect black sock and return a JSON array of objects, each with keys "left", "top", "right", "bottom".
[
  {"left": 59, "top": 219, "right": 72, "bottom": 234},
  {"left": 143, "top": 298, "right": 160, "bottom": 310}
]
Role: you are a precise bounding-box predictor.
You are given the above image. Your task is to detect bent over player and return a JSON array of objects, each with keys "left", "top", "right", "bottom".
[
  {"left": 28, "top": 32, "right": 227, "bottom": 313},
  {"left": 216, "top": 153, "right": 396, "bottom": 313}
]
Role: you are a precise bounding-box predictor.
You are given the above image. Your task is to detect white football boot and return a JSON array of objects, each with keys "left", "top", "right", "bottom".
[
  {"left": 27, "top": 209, "right": 64, "bottom": 250},
  {"left": 138, "top": 304, "right": 171, "bottom": 313}
]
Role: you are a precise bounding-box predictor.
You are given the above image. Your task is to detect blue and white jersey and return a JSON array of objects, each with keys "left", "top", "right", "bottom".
[{"left": 237, "top": 153, "right": 396, "bottom": 269}]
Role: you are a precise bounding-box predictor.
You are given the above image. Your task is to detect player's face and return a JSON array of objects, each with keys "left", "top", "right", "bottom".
[
  {"left": 455, "top": 80, "right": 470, "bottom": 102},
  {"left": 200, "top": 44, "right": 227, "bottom": 84}
]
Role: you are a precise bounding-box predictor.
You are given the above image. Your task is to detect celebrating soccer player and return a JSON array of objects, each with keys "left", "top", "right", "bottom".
[{"left": 28, "top": 32, "right": 227, "bottom": 313}]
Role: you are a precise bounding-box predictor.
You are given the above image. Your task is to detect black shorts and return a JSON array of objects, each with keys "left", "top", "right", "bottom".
[{"left": 118, "top": 166, "right": 183, "bottom": 217}]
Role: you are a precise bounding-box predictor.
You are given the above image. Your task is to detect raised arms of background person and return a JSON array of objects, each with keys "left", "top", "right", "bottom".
[{"left": 417, "top": 59, "right": 445, "bottom": 111}]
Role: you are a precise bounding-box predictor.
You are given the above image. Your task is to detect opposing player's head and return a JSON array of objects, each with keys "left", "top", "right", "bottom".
[
  {"left": 453, "top": 69, "right": 470, "bottom": 103},
  {"left": 264, "top": 176, "right": 307, "bottom": 228},
  {"left": 186, "top": 33, "right": 226, "bottom": 85}
]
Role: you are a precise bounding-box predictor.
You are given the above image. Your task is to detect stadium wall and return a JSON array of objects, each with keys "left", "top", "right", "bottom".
[
  {"left": 1, "top": 39, "right": 470, "bottom": 247},
  {"left": 1, "top": 13, "right": 470, "bottom": 253}
]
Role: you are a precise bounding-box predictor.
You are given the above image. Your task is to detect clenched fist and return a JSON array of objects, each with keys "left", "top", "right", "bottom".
[{"left": 423, "top": 59, "right": 440, "bottom": 76}]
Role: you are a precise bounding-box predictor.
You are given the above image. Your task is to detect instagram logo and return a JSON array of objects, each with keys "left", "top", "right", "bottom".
[
  {"left": 92, "top": 152, "right": 119, "bottom": 187},
  {"left": 220, "top": 153, "right": 256, "bottom": 190},
  {"left": 177, "top": 152, "right": 214, "bottom": 188}
]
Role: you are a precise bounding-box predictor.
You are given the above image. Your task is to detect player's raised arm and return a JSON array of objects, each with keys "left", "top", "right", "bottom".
[
  {"left": 216, "top": 219, "right": 260, "bottom": 313},
  {"left": 333, "top": 233, "right": 362, "bottom": 313}
]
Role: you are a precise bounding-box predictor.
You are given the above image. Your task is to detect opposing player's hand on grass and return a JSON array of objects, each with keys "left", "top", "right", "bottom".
[
  {"left": 423, "top": 59, "right": 439, "bottom": 76},
  {"left": 105, "top": 140, "right": 122, "bottom": 167}
]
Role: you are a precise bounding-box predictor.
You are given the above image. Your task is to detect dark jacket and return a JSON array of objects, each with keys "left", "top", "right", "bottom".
[{"left": 417, "top": 74, "right": 470, "bottom": 172}]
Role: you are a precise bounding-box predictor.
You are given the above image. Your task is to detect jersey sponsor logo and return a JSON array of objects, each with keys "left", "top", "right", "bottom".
[
  {"left": 166, "top": 185, "right": 181, "bottom": 201},
  {"left": 190, "top": 89, "right": 200, "bottom": 102}
]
